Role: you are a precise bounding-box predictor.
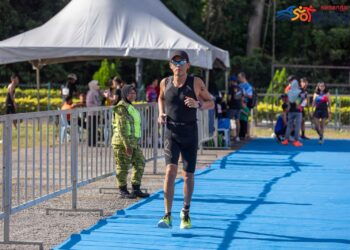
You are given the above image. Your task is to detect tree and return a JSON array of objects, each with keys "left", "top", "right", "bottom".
[
  {"left": 246, "top": 0, "right": 265, "bottom": 55},
  {"left": 92, "top": 59, "right": 120, "bottom": 89}
]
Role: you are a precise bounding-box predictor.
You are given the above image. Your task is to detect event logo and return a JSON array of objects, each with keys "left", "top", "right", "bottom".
[{"left": 277, "top": 5, "right": 317, "bottom": 23}]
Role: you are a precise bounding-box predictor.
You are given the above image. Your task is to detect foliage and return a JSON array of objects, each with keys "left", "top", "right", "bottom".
[
  {"left": 0, "top": 97, "right": 63, "bottom": 113},
  {"left": 255, "top": 102, "right": 350, "bottom": 125},
  {"left": 92, "top": 59, "right": 120, "bottom": 89},
  {"left": 0, "top": 87, "right": 61, "bottom": 99},
  {"left": 231, "top": 49, "right": 272, "bottom": 90},
  {"left": 263, "top": 68, "right": 288, "bottom": 104}
]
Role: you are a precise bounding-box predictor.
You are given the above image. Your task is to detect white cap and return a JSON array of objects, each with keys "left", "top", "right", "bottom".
[{"left": 67, "top": 73, "right": 77, "bottom": 81}]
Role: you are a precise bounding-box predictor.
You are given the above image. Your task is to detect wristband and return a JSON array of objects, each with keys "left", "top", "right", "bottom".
[{"left": 197, "top": 101, "right": 202, "bottom": 109}]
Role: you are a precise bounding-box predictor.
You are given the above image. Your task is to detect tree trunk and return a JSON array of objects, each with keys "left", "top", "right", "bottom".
[{"left": 246, "top": 0, "right": 265, "bottom": 56}]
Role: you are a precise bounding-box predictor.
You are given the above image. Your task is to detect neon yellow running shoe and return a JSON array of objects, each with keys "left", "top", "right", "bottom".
[
  {"left": 180, "top": 209, "right": 192, "bottom": 229},
  {"left": 157, "top": 214, "right": 172, "bottom": 228}
]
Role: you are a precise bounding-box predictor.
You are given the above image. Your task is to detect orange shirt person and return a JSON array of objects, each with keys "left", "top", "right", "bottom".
[{"left": 61, "top": 96, "right": 84, "bottom": 123}]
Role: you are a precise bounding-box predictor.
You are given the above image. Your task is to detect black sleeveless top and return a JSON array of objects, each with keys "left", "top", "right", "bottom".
[
  {"left": 5, "top": 89, "right": 15, "bottom": 108},
  {"left": 165, "top": 76, "right": 197, "bottom": 123}
]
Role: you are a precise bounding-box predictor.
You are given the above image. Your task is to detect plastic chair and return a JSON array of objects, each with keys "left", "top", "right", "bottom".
[{"left": 217, "top": 118, "right": 230, "bottom": 147}]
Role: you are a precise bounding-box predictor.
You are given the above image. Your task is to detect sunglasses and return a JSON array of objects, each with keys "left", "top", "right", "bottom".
[{"left": 171, "top": 59, "right": 187, "bottom": 67}]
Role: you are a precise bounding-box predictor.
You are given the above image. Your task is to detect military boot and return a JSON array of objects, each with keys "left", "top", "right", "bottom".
[
  {"left": 131, "top": 184, "right": 150, "bottom": 198},
  {"left": 119, "top": 185, "right": 136, "bottom": 199}
]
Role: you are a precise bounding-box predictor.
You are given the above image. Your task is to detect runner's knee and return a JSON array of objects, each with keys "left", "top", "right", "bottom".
[{"left": 165, "top": 164, "right": 177, "bottom": 181}]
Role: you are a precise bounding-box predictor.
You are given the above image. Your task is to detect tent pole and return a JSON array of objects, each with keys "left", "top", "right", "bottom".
[
  {"left": 225, "top": 70, "right": 229, "bottom": 93},
  {"left": 205, "top": 69, "right": 209, "bottom": 87},
  {"left": 135, "top": 58, "right": 143, "bottom": 89},
  {"left": 271, "top": 0, "right": 276, "bottom": 128},
  {"left": 36, "top": 67, "right": 40, "bottom": 112}
]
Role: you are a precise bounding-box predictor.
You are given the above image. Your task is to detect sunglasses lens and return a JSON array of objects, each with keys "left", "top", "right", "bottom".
[{"left": 171, "top": 60, "right": 186, "bottom": 66}]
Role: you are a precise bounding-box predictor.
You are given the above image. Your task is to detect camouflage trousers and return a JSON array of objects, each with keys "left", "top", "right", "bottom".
[{"left": 112, "top": 144, "right": 145, "bottom": 187}]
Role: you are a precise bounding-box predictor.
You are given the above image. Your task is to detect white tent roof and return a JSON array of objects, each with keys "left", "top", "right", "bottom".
[{"left": 0, "top": 0, "right": 230, "bottom": 69}]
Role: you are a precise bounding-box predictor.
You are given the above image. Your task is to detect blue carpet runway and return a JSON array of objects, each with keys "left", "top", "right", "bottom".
[{"left": 54, "top": 139, "right": 350, "bottom": 250}]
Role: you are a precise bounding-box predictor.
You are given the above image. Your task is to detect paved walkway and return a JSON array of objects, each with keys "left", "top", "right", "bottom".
[{"left": 54, "top": 139, "right": 350, "bottom": 250}]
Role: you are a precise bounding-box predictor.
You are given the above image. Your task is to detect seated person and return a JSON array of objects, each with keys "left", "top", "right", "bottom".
[{"left": 274, "top": 103, "right": 288, "bottom": 142}]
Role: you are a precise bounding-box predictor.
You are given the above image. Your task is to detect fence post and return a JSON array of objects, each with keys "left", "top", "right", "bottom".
[
  {"left": 3, "top": 117, "right": 12, "bottom": 243},
  {"left": 70, "top": 112, "right": 78, "bottom": 210},
  {"left": 153, "top": 104, "right": 158, "bottom": 174}
]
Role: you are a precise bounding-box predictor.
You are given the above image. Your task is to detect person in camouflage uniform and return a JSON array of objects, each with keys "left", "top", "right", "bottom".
[{"left": 112, "top": 85, "right": 150, "bottom": 199}]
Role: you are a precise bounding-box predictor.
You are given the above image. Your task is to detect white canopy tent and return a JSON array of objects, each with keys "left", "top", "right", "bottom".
[{"left": 0, "top": 0, "right": 230, "bottom": 69}]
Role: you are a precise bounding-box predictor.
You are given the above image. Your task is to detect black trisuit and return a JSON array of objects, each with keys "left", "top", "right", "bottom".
[{"left": 164, "top": 75, "right": 198, "bottom": 173}]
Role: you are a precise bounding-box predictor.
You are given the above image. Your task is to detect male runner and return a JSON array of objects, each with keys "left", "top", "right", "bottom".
[{"left": 157, "top": 50, "right": 214, "bottom": 229}]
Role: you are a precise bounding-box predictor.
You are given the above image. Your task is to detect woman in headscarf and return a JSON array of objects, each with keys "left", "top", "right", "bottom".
[
  {"left": 282, "top": 78, "right": 303, "bottom": 147},
  {"left": 111, "top": 85, "right": 149, "bottom": 199},
  {"left": 86, "top": 80, "right": 102, "bottom": 146}
]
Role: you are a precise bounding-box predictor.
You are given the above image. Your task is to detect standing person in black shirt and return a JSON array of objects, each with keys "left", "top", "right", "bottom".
[
  {"left": 300, "top": 78, "right": 310, "bottom": 139},
  {"left": 157, "top": 51, "right": 214, "bottom": 229},
  {"left": 227, "top": 75, "right": 242, "bottom": 141},
  {"left": 5, "top": 74, "right": 19, "bottom": 128},
  {"left": 62, "top": 73, "right": 78, "bottom": 100}
]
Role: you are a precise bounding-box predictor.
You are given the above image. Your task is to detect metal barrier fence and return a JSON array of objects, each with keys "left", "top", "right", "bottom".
[
  {"left": 0, "top": 103, "right": 162, "bottom": 249},
  {"left": 0, "top": 103, "right": 212, "bottom": 249}
]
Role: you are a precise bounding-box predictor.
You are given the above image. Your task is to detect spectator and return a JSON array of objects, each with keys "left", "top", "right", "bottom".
[
  {"left": 86, "top": 80, "right": 102, "bottom": 146},
  {"left": 282, "top": 78, "right": 303, "bottom": 147},
  {"left": 61, "top": 96, "right": 74, "bottom": 123},
  {"left": 61, "top": 95, "right": 86, "bottom": 127},
  {"left": 5, "top": 74, "right": 19, "bottom": 127},
  {"left": 112, "top": 76, "right": 123, "bottom": 104},
  {"left": 78, "top": 93, "right": 87, "bottom": 107},
  {"left": 216, "top": 92, "right": 226, "bottom": 118},
  {"left": 280, "top": 93, "right": 288, "bottom": 104},
  {"left": 227, "top": 75, "right": 242, "bottom": 141},
  {"left": 104, "top": 79, "right": 119, "bottom": 106},
  {"left": 274, "top": 103, "right": 288, "bottom": 142},
  {"left": 238, "top": 72, "right": 254, "bottom": 138},
  {"left": 238, "top": 72, "right": 253, "bottom": 105},
  {"left": 284, "top": 75, "right": 295, "bottom": 94},
  {"left": 300, "top": 77, "right": 310, "bottom": 139},
  {"left": 111, "top": 85, "right": 149, "bottom": 199},
  {"left": 208, "top": 82, "right": 222, "bottom": 118},
  {"left": 239, "top": 100, "right": 250, "bottom": 140},
  {"left": 312, "top": 82, "right": 331, "bottom": 144},
  {"left": 62, "top": 73, "right": 79, "bottom": 100},
  {"left": 146, "top": 78, "right": 159, "bottom": 102}
]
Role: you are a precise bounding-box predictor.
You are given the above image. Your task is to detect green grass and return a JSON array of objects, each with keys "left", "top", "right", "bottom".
[{"left": 1, "top": 119, "right": 60, "bottom": 150}]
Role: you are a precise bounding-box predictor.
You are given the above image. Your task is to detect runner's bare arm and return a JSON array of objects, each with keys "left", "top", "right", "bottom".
[
  {"left": 194, "top": 77, "right": 214, "bottom": 110},
  {"left": 158, "top": 79, "right": 166, "bottom": 123},
  {"left": 312, "top": 93, "right": 316, "bottom": 111}
]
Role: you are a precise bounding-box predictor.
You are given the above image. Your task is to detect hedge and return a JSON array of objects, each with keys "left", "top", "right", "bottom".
[
  {"left": 255, "top": 103, "right": 350, "bottom": 125},
  {"left": 0, "top": 97, "right": 63, "bottom": 113},
  {"left": 0, "top": 87, "right": 62, "bottom": 99}
]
